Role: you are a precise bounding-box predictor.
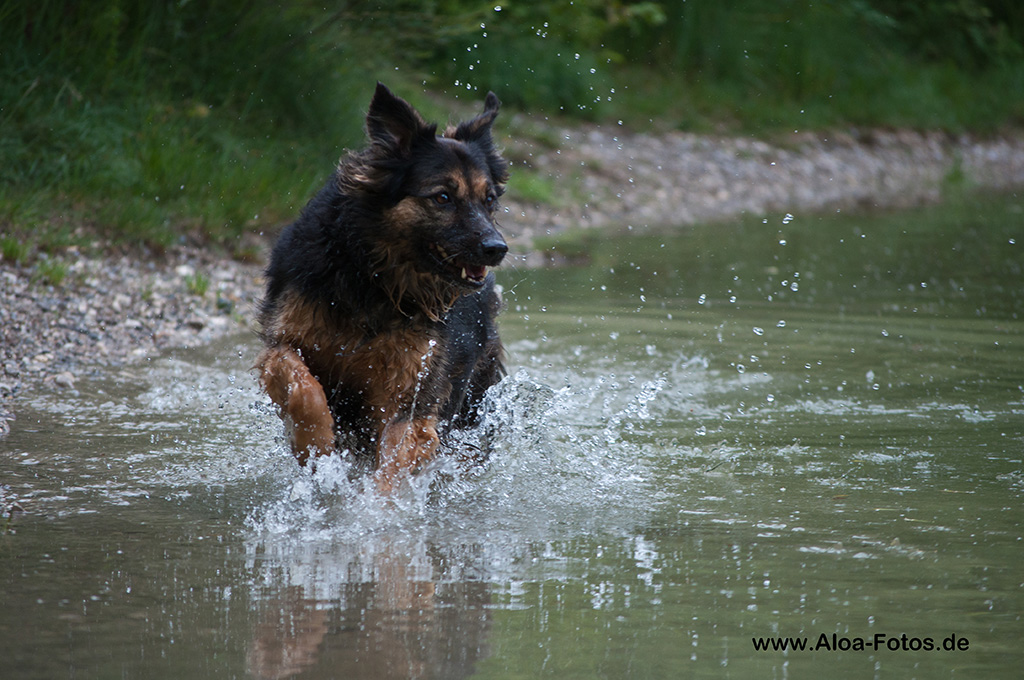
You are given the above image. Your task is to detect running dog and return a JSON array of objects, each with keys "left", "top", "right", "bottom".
[{"left": 255, "top": 83, "right": 508, "bottom": 492}]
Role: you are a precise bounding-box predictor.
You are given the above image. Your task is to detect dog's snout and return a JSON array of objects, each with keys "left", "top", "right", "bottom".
[{"left": 480, "top": 234, "right": 508, "bottom": 265}]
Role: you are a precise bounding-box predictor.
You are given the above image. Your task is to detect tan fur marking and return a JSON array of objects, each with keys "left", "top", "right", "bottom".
[
  {"left": 256, "top": 345, "right": 335, "bottom": 465},
  {"left": 451, "top": 173, "right": 469, "bottom": 197},
  {"left": 386, "top": 196, "right": 428, "bottom": 226},
  {"left": 263, "top": 292, "right": 345, "bottom": 363},
  {"left": 470, "top": 171, "right": 491, "bottom": 201},
  {"left": 267, "top": 291, "right": 444, "bottom": 394},
  {"left": 261, "top": 291, "right": 452, "bottom": 477},
  {"left": 340, "top": 329, "right": 441, "bottom": 421},
  {"left": 374, "top": 416, "right": 441, "bottom": 493}
]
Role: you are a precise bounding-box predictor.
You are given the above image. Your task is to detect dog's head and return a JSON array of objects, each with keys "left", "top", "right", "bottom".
[{"left": 344, "top": 83, "right": 509, "bottom": 292}]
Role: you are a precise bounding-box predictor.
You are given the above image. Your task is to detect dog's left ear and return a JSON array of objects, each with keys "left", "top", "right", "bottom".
[
  {"left": 453, "top": 92, "right": 501, "bottom": 144},
  {"left": 453, "top": 92, "right": 508, "bottom": 183},
  {"left": 366, "top": 82, "right": 437, "bottom": 155}
]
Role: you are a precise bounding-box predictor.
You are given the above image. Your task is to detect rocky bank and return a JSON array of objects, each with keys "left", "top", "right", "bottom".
[{"left": 2, "top": 125, "right": 1023, "bottom": 433}]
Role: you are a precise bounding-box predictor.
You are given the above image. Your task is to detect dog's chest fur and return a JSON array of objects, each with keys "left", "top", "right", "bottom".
[{"left": 265, "top": 291, "right": 450, "bottom": 423}]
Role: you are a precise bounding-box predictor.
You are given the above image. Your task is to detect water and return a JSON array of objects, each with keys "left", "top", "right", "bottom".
[{"left": 2, "top": 195, "right": 1022, "bottom": 679}]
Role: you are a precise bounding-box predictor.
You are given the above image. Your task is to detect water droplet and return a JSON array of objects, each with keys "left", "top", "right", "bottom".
[
  {"left": 766, "top": 394, "right": 775, "bottom": 403},
  {"left": 698, "top": 293, "right": 707, "bottom": 305},
  {"left": 776, "top": 320, "right": 786, "bottom": 328},
  {"left": 695, "top": 425, "right": 707, "bottom": 436},
  {"left": 753, "top": 327, "right": 764, "bottom": 336},
  {"left": 782, "top": 213, "right": 794, "bottom": 224}
]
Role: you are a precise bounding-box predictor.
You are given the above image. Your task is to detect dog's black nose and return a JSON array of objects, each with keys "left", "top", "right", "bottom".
[{"left": 480, "top": 236, "right": 508, "bottom": 265}]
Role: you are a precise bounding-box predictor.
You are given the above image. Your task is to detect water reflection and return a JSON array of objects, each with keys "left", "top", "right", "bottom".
[
  {"left": 247, "top": 537, "right": 491, "bottom": 680},
  {"left": 1, "top": 195, "right": 1022, "bottom": 678}
]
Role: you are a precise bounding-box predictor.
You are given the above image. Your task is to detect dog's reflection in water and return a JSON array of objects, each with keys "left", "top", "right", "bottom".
[{"left": 247, "top": 537, "right": 491, "bottom": 680}]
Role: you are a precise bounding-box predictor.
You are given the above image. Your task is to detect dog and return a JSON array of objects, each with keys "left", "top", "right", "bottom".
[{"left": 255, "top": 83, "right": 509, "bottom": 492}]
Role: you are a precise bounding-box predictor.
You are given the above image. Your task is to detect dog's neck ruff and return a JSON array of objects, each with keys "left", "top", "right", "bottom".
[{"left": 369, "top": 248, "right": 463, "bottom": 324}]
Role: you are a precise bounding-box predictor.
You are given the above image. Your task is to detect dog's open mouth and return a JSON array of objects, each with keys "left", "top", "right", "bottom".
[{"left": 429, "top": 243, "right": 488, "bottom": 286}]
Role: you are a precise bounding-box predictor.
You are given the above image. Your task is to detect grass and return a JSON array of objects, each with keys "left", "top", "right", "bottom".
[
  {"left": 506, "top": 169, "right": 557, "bottom": 205},
  {"left": 33, "top": 257, "right": 68, "bottom": 287},
  {"left": 601, "top": 4, "right": 1024, "bottom": 134},
  {"left": 184, "top": 272, "right": 211, "bottom": 298},
  {"left": 1, "top": 1, "right": 1022, "bottom": 254},
  {"left": 1, "top": 236, "right": 30, "bottom": 264},
  {"left": 0, "top": 0, "right": 387, "bottom": 254}
]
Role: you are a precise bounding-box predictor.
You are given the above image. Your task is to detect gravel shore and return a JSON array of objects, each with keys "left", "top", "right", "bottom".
[
  {"left": 2, "top": 125, "right": 1023, "bottom": 433},
  {"left": 504, "top": 124, "right": 1024, "bottom": 263},
  {"left": 0, "top": 247, "right": 263, "bottom": 434}
]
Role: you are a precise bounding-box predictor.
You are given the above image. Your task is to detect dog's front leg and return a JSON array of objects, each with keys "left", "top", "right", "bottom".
[
  {"left": 374, "top": 416, "right": 440, "bottom": 493},
  {"left": 256, "top": 345, "right": 335, "bottom": 465}
]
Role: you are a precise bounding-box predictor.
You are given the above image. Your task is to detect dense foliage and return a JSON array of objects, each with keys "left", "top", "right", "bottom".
[{"left": 1, "top": 0, "right": 1022, "bottom": 249}]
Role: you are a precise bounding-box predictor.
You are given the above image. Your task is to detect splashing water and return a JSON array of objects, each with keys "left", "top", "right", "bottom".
[
  {"left": 4, "top": 197, "right": 1022, "bottom": 678},
  {"left": 245, "top": 365, "right": 665, "bottom": 561}
]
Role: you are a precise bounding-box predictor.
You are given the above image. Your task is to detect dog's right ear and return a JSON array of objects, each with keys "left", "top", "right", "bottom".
[{"left": 366, "top": 82, "right": 437, "bottom": 155}]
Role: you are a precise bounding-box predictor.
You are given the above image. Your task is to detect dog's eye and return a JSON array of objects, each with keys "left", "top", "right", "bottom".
[
  {"left": 434, "top": 192, "right": 451, "bottom": 205},
  {"left": 485, "top": 194, "right": 496, "bottom": 208}
]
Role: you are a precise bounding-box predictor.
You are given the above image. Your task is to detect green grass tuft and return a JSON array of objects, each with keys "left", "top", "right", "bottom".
[
  {"left": 1, "top": 236, "right": 31, "bottom": 264},
  {"left": 184, "top": 272, "right": 211, "bottom": 297},
  {"left": 33, "top": 257, "right": 67, "bottom": 287}
]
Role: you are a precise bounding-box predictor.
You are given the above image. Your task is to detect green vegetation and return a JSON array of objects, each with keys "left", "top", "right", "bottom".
[
  {"left": 33, "top": 257, "right": 68, "bottom": 287},
  {"left": 1, "top": 1, "right": 1022, "bottom": 251},
  {"left": 184, "top": 272, "right": 211, "bottom": 298},
  {"left": 1, "top": 235, "right": 30, "bottom": 264}
]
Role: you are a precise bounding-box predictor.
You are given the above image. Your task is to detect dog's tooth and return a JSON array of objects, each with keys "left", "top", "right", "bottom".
[{"left": 461, "top": 267, "right": 467, "bottom": 279}]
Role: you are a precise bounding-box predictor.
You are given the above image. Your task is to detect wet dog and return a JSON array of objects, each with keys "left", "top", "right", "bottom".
[{"left": 255, "top": 83, "right": 508, "bottom": 492}]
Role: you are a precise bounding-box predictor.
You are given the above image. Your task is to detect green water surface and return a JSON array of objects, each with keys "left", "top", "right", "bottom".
[{"left": 1, "top": 194, "right": 1022, "bottom": 679}]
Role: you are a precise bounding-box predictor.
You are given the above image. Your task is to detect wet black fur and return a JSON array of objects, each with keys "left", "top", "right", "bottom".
[{"left": 257, "top": 83, "right": 509, "bottom": 451}]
